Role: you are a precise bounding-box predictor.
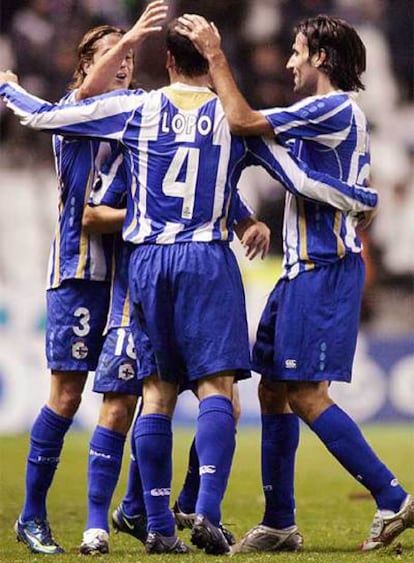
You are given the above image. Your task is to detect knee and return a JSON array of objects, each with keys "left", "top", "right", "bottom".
[
  {"left": 258, "top": 380, "right": 290, "bottom": 414},
  {"left": 50, "top": 387, "right": 83, "bottom": 418},
  {"left": 287, "top": 382, "right": 332, "bottom": 424},
  {"left": 99, "top": 394, "right": 138, "bottom": 434}
]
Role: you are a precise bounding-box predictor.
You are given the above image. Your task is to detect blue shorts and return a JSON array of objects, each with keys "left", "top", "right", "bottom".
[
  {"left": 252, "top": 254, "right": 365, "bottom": 383},
  {"left": 129, "top": 242, "right": 251, "bottom": 384},
  {"left": 93, "top": 327, "right": 143, "bottom": 395},
  {"left": 46, "top": 279, "right": 110, "bottom": 372}
]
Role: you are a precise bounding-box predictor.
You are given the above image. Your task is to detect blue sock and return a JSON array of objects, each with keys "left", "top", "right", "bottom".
[
  {"left": 121, "top": 415, "right": 146, "bottom": 517},
  {"left": 261, "top": 413, "right": 299, "bottom": 529},
  {"left": 195, "top": 395, "right": 235, "bottom": 526},
  {"left": 135, "top": 414, "right": 174, "bottom": 535},
  {"left": 21, "top": 405, "right": 72, "bottom": 522},
  {"left": 177, "top": 437, "right": 200, "bottom": 513},
  {"left": 311, "top": 405, "right": 407, "bottom": 512},
  {"left": 86, "top": 426, "right": 125, "bottom": 531}
]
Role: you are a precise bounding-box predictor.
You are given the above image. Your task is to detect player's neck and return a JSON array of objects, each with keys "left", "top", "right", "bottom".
[
  {"left": 169, "top": 70, "right": 210, "bottom": 88},
  {"left": 315, "top": 74, "right": 336, "bottom": 96}
]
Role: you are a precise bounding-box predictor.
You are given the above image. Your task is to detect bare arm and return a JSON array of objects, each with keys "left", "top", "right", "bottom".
[
  {"left": 0, "top": 70, "right": 18, "bottom": 85},
  {"left": 177, "top": 14, "right": 271, "bottom": 136},
  {"left": 76, "top": 0, "right": 168, "bottom": 101},
  {"left": 234, "top": 217, "right": 271, "bottom": 260},
  {"left": 82, "top": 204, "right": 126, "bottom": 234}
]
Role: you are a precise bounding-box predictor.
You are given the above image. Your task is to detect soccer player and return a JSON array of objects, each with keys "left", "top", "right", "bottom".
[
  {"left": 177, "top": 13, "right": 414, "bottom": 552},
  {"left": 85, "top": 160, "right": 270, "bottom": 552},
  {"left": 6, "top": 3, "right": 167, "bottom": 556},
  {"left": 0, "top": 17, "right": 378, "bottom": 557}
]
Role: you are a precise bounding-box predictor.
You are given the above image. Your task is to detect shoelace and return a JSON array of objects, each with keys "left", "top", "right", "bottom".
[{"left": 30, "top": 520, "right": 54, "bottom": 544}]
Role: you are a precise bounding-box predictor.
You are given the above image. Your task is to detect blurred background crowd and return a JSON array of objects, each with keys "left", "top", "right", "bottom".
[{"left": 0, "top": 0, "right": 413, "bottom": 335}]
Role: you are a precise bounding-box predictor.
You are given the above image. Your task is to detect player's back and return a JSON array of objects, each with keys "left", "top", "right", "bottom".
[{"left": 123, "top": 84, "right": 248, "bottom": 245}]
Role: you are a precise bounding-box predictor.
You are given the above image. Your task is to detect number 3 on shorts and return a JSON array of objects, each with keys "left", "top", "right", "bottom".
[{"left": 73, "top": 306, "right": 91, "bottom": 337}]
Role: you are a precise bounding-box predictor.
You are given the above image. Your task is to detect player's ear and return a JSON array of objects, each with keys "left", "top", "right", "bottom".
[
  {"left": 166, "top": 50, "right": 174, "bottom": 71},
  {"left": 82, "top": 61, "right": 91, "bottom": 76},
  {"left": 313, "top": 48, "right": 327, "bottom": 68}
]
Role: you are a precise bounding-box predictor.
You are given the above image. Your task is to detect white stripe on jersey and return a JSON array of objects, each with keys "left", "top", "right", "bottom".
[
  {"left": 128, "top": 92, "right": 162, "bottom": 243},
  {"left": 156, "top": 221, "right": 184, "bottom": 243},
  {"left": 263, "top": 96, "right": 350, "bottom": 140}
]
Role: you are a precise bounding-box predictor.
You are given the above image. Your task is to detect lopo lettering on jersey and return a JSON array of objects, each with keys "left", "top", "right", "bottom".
[{"left": 161, "top": 112, "right": 212, "bottom": 136}]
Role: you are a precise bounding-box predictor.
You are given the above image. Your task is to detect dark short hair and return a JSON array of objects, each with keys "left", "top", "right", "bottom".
[
  {"left": 167, "top": 19, "right": 209, "bottom": 77},
  {"left": 295, "top": 15, "right": 366, "bottom": 91},
  {"left": 70, "top": 25, "right": 129, "bottom": 90}
]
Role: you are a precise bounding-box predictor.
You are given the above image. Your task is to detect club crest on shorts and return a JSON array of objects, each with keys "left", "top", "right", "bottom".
[
  {"left": 72, "top": 339, "right": 88, "bottom": 359},
  {"left": 118, "top": 361, "right": 135, "bottom": 381}
]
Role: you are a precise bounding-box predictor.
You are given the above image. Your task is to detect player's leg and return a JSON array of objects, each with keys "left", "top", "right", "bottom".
[
  {"left": 285, "top": 255, "right": 412, "bottom": 550},
  {"left": 16, "top": 280, "right": 109, "bottom": 555},
  {"left": 173, "top": 383, "right": 240, "bottom": 545},
  {"left": 15, "top": 370, "right": 87, "bottom": 555},
  {"left": 135, "top": 374, "right": 190, "bottom": 554},
  {"left": 80, "top": 327, "right": 141, "bottom": 555},
  {"left": 190, "top": 372, "right": 235, "bottom": 555},
  {"left": 111, "top": 407, "right": 147, "bottom": 543},
  {"left": 236, "top": 280, "right": 302, "bottom": 553},
  {"left": 288, "top": 380, "right": 413, "bottom": 550}
]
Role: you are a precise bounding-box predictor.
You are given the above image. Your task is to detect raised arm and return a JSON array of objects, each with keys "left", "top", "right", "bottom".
[
  {"left": 176, "top": 14, "right": 271, "bottom": 136},
  {"left": 77, "top": 0, "right": 168, "bottom": 100}
]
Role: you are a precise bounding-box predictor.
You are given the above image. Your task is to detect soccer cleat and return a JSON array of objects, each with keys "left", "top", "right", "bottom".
[
  {"left": 79, "top": 528, "right": 109, "bottom": 555},
  {"left": 360, "top": 494, "right": 414, "bottom": 551},
  {"left": 173, "top": 500, "right": 236, "bottom": 545},
  {"left": 235, "top": 523, "right": 303, "bottom": 553},
  {"left": 15, "top": 517, "right": 64, "bottom": 554},
  {"left": 111, "top": 504, "right": 147, "bottom": 544},
  {"left": 191, "top": 514, "right": 231, "bottom": 555},
  {"left": 145, "top": 531, "right": 191, "bottom": 554},
  {"left": 172, "top": 500, "right": 196, "bottom": 530}
]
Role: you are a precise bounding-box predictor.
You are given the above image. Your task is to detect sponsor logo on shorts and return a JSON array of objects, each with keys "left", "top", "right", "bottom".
[
  {"left": 118, "top": 362, "right": 135, "bottom": 381},
  {"left": 199, "top": 465, "right": 216, "bottom": 475},
  {"left": 72, "top": 339, "right": 88, "bottom": 360},
  {"left": 150, "top": 488, "right": 171, "bottom": 496},
  {"left": 285, "top": 359, "right": 297, "bottom": 369}
]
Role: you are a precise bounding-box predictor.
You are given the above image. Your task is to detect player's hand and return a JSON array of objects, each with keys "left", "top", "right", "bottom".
[
  {"left": 356, "top": 208, "right": 377, "bottom": 230},
  {"left": 0, "top": 70, "right": 18, "bottom": 85},
  {"left": 124, "top": 0, "right": 168, "bottom": 46},
  {"left": 176, "top": 14, "right": 222, "bottom": 57},
  {"left": 241, "top": 221, "right": 271, "bottom": 260}
]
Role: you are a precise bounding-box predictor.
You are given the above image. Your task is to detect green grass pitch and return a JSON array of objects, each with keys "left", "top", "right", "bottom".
[{"left": 1, "top": 425, "right": 413, "bottom": 562}]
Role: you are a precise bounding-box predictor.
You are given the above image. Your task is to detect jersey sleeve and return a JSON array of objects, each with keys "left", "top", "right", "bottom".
[
  {"left": 89, "top": 146, "right": 129, "bottom": 209},
  {"left": 232, "top": 190, "right": 253, "bottom": 224},
  {"left": 246, "top": 136, "right": 378, "bottom": 212},
  {"left": 261, "top": 93, "right": 352, "bottom": 146},
  {"left": 0, "top": 82, "right": 145, "bottom": 141}
]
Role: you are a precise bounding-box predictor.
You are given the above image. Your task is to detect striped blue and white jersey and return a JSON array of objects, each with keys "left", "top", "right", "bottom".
[
  {"left": 42, "top": 90, "right": 118, "bottom": 288},
  {"left": 88, "top": 151, "right": 131, "bottom": 332},
  {"left": 263, "top": 91, "right": 372, "bottom": 278},
  {"left": 90, "top": 149, "right": 254, "bottom": 333},
  {"left": 1, "top": 82, "right": 377, "bottom": 258}
]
